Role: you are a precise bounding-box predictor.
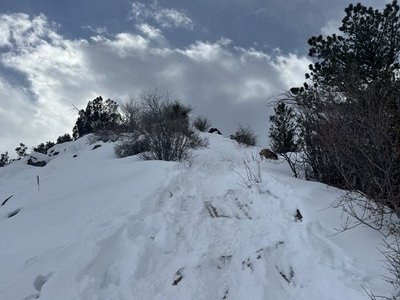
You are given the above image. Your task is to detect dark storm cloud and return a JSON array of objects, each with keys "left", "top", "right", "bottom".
[
  {"left": 137, "top": 0, "right": 389, "bottom": 52},
  {"left": 0, "top": 0, "right": 389, "bottom": 51}
]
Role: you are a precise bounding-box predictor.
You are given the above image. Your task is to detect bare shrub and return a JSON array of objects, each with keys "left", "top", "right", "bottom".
[
  {"left": 303, "top": 84, "right": 400, "bottom": 298},
  {"left": 285, "top": 2, "right": 400, "bottom": 297},
  {"left": 279, "top": 152, "right": 304, "bottom": 178},
  {"left": 303, "top": 85, "right": 400, "bottom": 221},
  {"left": 236, "top": 154, "right": 262, "bottom": 189},
  {"left": 116, "top": 92, "right": 207, "bottom": 161},
  {"left": 114, "top": 133, "right": 146, "bottom": 158},
  {"left": 383, "top": 238, "right": 400, "bottom": 293},
  {"left": 230, "top": 125, "right": 257, "bottom": 146},
  {"left": 120, "top": 99, "right": 142, "bottom": 132},
  {"left": 364, "top": 235, "right": 400, "bottom": 299},
  {"left": 193, "top": 116, "right": 212, "bottom": 132}
]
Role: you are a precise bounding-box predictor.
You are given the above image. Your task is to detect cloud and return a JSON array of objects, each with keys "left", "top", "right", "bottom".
[
  {"left": 82, "top": 25, "right": 108, "bottom": 35},
  {"left": 137, "top": 23, "right": 163, "bottom": 41},
  {"left": 177, "top": 39, "right": 232, "bottom": 63},
  {"left": 271, "top": 54, "right": 310, "bottom": 89},
  {"left": 94, "top": 32, "right": 149, "bottom": 57},
  {"left": 130, "top": 1, "right": 193, "bottom": 30},
  {"left": 0, "top": 12, "right": 310, "bottom": 153},
  {"left": 319, "top": 0, "right": 390, "bottom": 36},
  {"left": 0, "top": 13, "right": 57, "bottom": 50},
  {"left": 0, "top": 77, "right": 37, "bottom": 153},
  {"left": 320, "top": 19, "right": 341, "bottom": 36}
]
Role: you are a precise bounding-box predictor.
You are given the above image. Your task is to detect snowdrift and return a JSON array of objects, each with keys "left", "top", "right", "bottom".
[{"left": 0, "top": 134, "right": 390, "bottom": 299}]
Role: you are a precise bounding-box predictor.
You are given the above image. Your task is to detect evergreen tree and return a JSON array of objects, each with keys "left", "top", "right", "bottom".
[
  {"left": 34, "top": 141, "right": 55, "bottom": 154},
  {"left": 289, "top": 1, "right": 400, "bottom": 212},
  {"left": 15, "top": 143, "right": 28, "bottom": 159},
  {"left": 305, "top": 1, "right": 400, "bottom": 93},
  {"left": 72, "top": 96, "right": 122, "bottom": 139},
  {"left": 0, "top": 152, "right": 9, "bottom": 167},
  {"left": 56, "top": 133, "right": 72, "bottom": 144},
  {"left": 269, "top": 102, "right": 298, "bottom": 154}
]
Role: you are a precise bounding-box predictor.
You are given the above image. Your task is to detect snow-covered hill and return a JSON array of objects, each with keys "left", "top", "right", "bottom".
[{"left": 0, "top": 134, "right": 391, "bottom": 299}]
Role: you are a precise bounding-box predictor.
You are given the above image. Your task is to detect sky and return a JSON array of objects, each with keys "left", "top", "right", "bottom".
[{"left": 0, "top": 0, "right": 390, "bottom": 153}]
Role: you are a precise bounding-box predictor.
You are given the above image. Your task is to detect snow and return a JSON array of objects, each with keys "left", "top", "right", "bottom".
[{"left": 0, "top": 133, "right": 392, "bottom": 299}]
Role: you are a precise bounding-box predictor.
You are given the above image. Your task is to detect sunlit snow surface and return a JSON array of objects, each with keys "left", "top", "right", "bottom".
[{"left": 0, "top": 134, "right": 391, "bottom": 299}]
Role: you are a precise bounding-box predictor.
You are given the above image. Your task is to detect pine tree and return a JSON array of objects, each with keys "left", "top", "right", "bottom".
[
  {"left": 0, "top": 152, "right": 9, "bottom": 167},
  {"left": 34, "top": 141, "right": 55, "bottom": 154},
  {"left": 288, "top": 1, "right": 400, "bottom": 218},
  {"left": 291, "top": 0, "right": 400, "bottom": 186},
  {"left": 56, "top": 133, "right": 72, "bottom": 144},
  {"left": 15, "top": 143, "right": 28, "bottom": 159},
  {"left": 72, "top": 96, "right": 122, "bottom": 139},
  {"left": 269, "top": 102, "right": 298, "bottom": 154},
  {"left": 306, "top": 1, "right": 400, "bottom": 92}
]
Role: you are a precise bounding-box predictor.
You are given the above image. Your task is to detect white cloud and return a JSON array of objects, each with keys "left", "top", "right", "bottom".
[
  {"left": 320, "top": 19, "right": 341, "bottom": 36},
  {"left": 178, "top": 41, "right": 228, "bottom": 62},
  {"left": 82, "top": 25, "right": 108, "bottom": 35},
  {"left": 137, "top": 23, "right": 162, "bottom": 40},
  {"left": 154, "top": 8, "right": 193, "bottom": 29},
  {"left": 0, "top": 12, "right": 310, "bottom": 152},
  {"left": 99, "top": 33, "right": 149, "bottom": 57},
  {"left": 271, "top": 53, "right": 310, "bottom": 89},
  {"left": 0, "top": 78, "right": 37, "bottom": 153},
  {"left": 130, "top": 1, "right": 193, "bottom": 30}
]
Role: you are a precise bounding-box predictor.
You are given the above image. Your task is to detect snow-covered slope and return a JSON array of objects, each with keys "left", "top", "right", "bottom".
[{"left": 0, "top": 134, "right": 391, "bottom": 299}]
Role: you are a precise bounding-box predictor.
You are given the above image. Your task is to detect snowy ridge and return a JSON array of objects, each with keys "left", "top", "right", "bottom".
[{"left": 0, "top": 134, "right": 389, "bottom": 299}]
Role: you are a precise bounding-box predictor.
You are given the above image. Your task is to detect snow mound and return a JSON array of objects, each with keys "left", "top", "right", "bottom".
[{"left": 0, "top": 133, "right": 391, "bottom": 299}]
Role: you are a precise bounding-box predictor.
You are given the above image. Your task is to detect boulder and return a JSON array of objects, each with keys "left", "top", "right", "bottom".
[
  {"left": 259, "top": 148, "right": 278, "bottom": 160},
  {"left": 27, "top": 152, "right": 50, "bottom": 167},
  {"left": 208, "top": 127, "right": 222, "bottom": 135}
]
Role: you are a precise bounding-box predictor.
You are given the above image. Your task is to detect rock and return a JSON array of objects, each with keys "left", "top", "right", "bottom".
[
  {"left": 295, "top": 209, "right": 303, "bottom": 222},
  {"left": 27, "top": 152, "right": 50, "bottom": 167},
  {"left": 1, "top": 195, "right": 13, "bottom": 207},
  {"left": 208, "top": 127, "right": 222, "bottom": 135},
  {"left": 259, "top": 148, "right": 278, "bottom": 160},
  {"left": 7, "top": 208, "right": 21, "bottom": 218}
]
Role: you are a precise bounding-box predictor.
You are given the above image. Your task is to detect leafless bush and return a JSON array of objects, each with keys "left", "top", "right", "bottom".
[
  {"left": 236, "top": 154, "right": 262, "bottom": 189},
  {"left": 364, "top": 236, "right": 400, "bottom": 299},
  {"left": 297, "top": 85, "right": 400, "bottom": 298},
  {"left": 114, "top": 133, "right": 146, "bottom": 158},
  {"left": 230, "top": 124, "right": 257, "bottom": 146},
  {"left": 383, "top": 237, "right": 400, "bottom": 293},
  {"left": 115, "top": 92, "right": 207, "bottom": 161},
  {"left": 120, "top": 99, "right": 142, "bottom": 132},
  {"left": 280, "top": 152, "right": 304, "bottom": 178},
  {"left": 193, "top": 116, "right": 212, "bottom": 132},
  {"left": 334, "top": 192, "right": 396, "bottom": 235},
  {"left": 93, "top": 129, "right": 122, "bottom": 143},
  {"left": 292, "top": 82, "right": 400, "bottom": 220}
]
